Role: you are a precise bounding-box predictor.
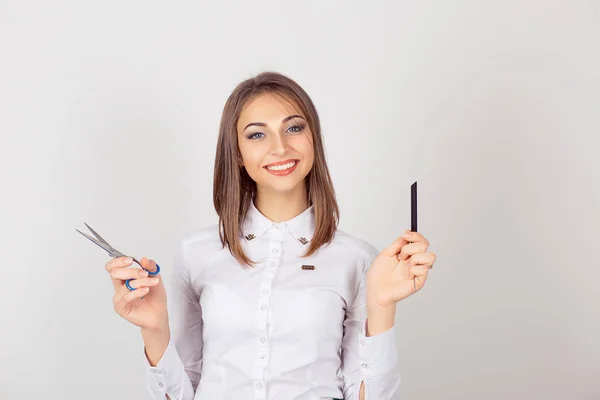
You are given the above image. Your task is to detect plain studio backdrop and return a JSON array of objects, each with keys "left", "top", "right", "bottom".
[{"left": 1, "top": 1, "right": 599, "bottom": 399}]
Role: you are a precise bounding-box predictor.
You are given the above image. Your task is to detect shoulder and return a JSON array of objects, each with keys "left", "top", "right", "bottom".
[
  {"left": 176, "top": 223, "right": 225, "bottom": 263},
  {"left": 329, "top": 228, "right": 380, "bottom": 265},
  {"left": 180, "top": 223, "right": 221, "bottom": 248}
]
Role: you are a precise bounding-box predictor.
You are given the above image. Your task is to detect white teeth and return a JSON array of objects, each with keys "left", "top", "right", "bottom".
[{"left": 266, "top": 161, "right": 297, "bottom": 171}]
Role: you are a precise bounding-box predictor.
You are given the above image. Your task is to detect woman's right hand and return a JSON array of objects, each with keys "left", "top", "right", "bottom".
[{"left": 105, "top": 256, "right": 168, "bottom": 331}]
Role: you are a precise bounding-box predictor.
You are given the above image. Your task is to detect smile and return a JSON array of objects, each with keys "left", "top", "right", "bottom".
[{"left": 264, "top": 160, "right": 299, "bottom": 176}]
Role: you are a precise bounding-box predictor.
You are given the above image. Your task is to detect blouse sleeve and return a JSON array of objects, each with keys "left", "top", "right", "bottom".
[
  {"left": 340, "top": 247, "right": 402, "bottom": 399},
  {"left": 143, "top": 239, "right": 204, "bottom": 400}
]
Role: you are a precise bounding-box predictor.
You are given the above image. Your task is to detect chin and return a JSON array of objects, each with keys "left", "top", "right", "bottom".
[
  {"left": 256, "top": 175, "right": 306, "bottom": 195},
  {"left": 264, "top": 181, "right": 304, "bottom": 195}
]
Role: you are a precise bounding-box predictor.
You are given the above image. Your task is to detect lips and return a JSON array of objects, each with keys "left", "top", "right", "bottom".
[
  {"left": 263, "top": 159, "right": 299, "bottom": 176},
  {"left": 264, "top": 159, "right": 299, "bottom": 168}
]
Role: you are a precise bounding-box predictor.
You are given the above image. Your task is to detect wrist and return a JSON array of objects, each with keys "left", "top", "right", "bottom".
[
  {"left": 141, "top": 325, "right": 171, "bottom": 367},
  {"left": 366, "top": 301, "right": 396, "bottom": 337},
  {"left": 141, "top": 325, "right": 170, "bottom": 347},
  {"left": 141, "top": 323, "right": 170, "bottom": 337},
  {"left": 141, "top": 314, "right": 170, "bottom": 335}
]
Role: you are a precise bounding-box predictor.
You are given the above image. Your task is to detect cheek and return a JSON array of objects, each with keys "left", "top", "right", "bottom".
[
  {"left": 244, "top": 158, "right": 264, "bottom": 179},
  {"left": 238, "top": 142, "right": 261, "bottom": 167},
  {"left": 300, "top": 141, "right": 315, "bottom": 167},
  {"left": 293, "top": 135, "right": 314, "bottom": 161},
  {"left": 239, "top": 146, "right": 270, "bottom": 183}
]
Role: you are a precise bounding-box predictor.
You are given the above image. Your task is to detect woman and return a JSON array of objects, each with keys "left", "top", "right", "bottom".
[{"left": 105, "top": 72, "right": 436, "bottom": 400}]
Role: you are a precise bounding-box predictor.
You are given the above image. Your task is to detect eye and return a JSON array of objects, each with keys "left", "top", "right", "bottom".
[
  {"left": 286, "top": 124, "right": 305, "bottom": 133},
  {"left": 246, "top": 132, "right": 265, "bottom": 140}
]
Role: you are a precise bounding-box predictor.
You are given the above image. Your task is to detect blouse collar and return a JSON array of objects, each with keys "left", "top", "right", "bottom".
[{"left": 242, "top": 199, "right": 315, "bottom": 248}]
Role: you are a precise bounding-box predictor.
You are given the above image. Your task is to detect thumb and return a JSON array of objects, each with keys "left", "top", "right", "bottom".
[
  {"left": 384, "top": 236, "right": 409, "bottom": 257},
  {"left": 140, "top": 257, "right": 159, "bottom": 275}
]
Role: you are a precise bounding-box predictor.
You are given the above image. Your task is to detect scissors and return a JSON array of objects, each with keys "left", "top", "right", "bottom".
[{"left": 76, "top": 222, "right": 160, "bottom": 291}]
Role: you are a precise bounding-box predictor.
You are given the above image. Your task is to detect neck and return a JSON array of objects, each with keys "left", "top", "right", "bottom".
[{"left": 254, "top": 184, "right": 309, "bottom": 223}]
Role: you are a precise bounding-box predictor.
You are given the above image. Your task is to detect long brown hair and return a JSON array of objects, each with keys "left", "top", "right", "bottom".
[{"left": 213, "top": 71, "right": 339, "bottom": 268}]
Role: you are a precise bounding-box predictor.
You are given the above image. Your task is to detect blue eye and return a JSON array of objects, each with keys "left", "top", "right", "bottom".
[
  {"left": 246, "top": 124, "right": 304, "bottom": 140},
  {"left": 287, "top": 124, "right": 304, "bottom": 133},
  {"left": 247, "top": 132, "right": 265, "bottom": 140}
]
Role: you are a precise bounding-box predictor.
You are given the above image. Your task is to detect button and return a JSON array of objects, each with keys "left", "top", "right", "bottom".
[
  {"left": 158, "top": 382, "right": 164, "bottom": 388},
  {"left": 262, "top": 289, "right": 270, "bottom": 295},
  {"left": 256, "top": 382, "right": 264, "bottom": 389},
  {"left": 260, "top": 304, "right": 267, "bottom": 310},
  {"left": 275, "top": 225, "right": 281, "bottom": 231},
  {"left": 259, "top": 352, "right": 265, "bottom": 359},
  {"left": 260, "top": 336, "right": 266, "bottom": 343},
  {"left": 269, "top": 261, "right": 276, "bottom": 267},
  {"left": 361, "top": 362, "right": 367, "bottom": 369},
  {"left": 271, "top": 248, "right": 279, "bottom": 254}
]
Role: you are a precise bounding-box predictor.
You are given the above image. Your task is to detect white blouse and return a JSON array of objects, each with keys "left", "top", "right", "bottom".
[{"left": 144, "top": 201, "right": 401, "bottom": 399}]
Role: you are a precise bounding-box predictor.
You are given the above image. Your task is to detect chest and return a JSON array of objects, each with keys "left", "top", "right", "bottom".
[{"left": 193, "top": 249, "right": 362, "bottom": 339}]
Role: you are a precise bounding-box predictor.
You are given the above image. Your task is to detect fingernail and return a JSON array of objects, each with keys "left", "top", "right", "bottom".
[
  {"left": 139, "top": 270, "right": 149, "bottom": 277},
  {"left": 124, "top": 257, "right": 132, "bottom": 264},
  {"left": 404, "top": 230, "right": 411, "bottom": 238},
  {"left": 150, "top": 278, "right": 159, "bottom": 284}
]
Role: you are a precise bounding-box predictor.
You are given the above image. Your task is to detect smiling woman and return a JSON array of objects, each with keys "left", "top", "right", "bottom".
[
  {"left": 213, "top": 73, "right": 339, "bottom": 268},
  {"left": 104, "top": 71, "right": 433, "bottom": 400}
]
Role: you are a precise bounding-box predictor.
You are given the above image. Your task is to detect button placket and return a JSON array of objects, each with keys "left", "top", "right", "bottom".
[
  {"left": 252, "top": 225, "right": 283, "bottom": 397},
  {"left": 253, "top": 380, "right": 265, "bottom": 399}
]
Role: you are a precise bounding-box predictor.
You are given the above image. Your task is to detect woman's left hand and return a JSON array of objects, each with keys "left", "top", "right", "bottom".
[{"left": 366, "top": 230, "right": 436, "bottom": 307}]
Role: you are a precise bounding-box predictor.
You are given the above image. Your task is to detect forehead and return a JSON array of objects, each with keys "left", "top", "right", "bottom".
[{"left": 238, "top": 92, "right": 304, "bottom": 126}]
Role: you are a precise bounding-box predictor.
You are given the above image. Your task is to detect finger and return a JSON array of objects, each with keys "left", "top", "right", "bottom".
[
  {"left": 384, "top": 236, "right": 410, "bottom": 257},
  {"left": 407, "top": 263, "right": 429, "bottom": 292},
  {"left": 126, "top": 277, "right": 161, "bottom": 290},
  {"left": 410, "top": 264, "right": 430, "bottom": 277},
  {"left": 398, "top": 242, "right": 429, "bottom": 261},
  {"left": 413, "top": 270, "right": 428, "bottom": 292},
  {"left": 404, "top": 230, "right": 430, "bottom": 247},
  {"left": 105, "top": 256, "right": 134, "bottom": 273},
  {"left": 106, "top": 257, "right": 136, "bottom": 290},
  {"left": 140, "top": 257, "right": 160, "bottom": 275},
  {"left": 115, "top": 287, "right": 150, "bottom": 312},
  {"left": 405, "top": 252, "right": 436, "bottom": 268},
  {"left": 110, "top": 267, "right": 149, "bottom": 281}
]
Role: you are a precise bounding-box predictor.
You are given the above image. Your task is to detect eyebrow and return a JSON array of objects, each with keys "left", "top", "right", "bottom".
[{"left": 243, "top": 115, "right": 305, "bottom": 131}]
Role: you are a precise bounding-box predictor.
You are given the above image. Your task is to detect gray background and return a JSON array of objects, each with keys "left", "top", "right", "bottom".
[{"left": 1, "top": 1, "right": 599, "bottom": 399}]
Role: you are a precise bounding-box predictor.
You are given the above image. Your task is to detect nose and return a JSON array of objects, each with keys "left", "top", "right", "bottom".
[{"left": 269, "top": 133, "right": 288, "bottom": 156}]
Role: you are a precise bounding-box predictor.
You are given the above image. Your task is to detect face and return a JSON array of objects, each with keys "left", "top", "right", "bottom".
[{"left": 237, "top": 92, "right": 314, "bottom": 197}]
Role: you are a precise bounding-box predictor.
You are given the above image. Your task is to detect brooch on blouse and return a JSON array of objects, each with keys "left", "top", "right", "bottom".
[
  {"left": 244, "top": 233, "right": 256, "bottom": 241},
  {"left": 298, "top": 237, "right": 309, "bottom": 245},
  {"left": 301, "top": 264, "right": 315, "bottom": 270}
]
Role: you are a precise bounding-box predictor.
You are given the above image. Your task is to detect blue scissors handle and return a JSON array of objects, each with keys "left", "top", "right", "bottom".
[{"left": 125, "top": 263, "right": 161, "bottom": 291}]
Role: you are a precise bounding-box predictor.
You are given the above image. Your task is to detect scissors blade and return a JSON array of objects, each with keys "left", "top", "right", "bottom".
[
  {"left": 76, "top": 228, "right": 116, "bottom": 257},
  {"left": 83, "top": 222, "right": 112, "bottom": 246}
]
